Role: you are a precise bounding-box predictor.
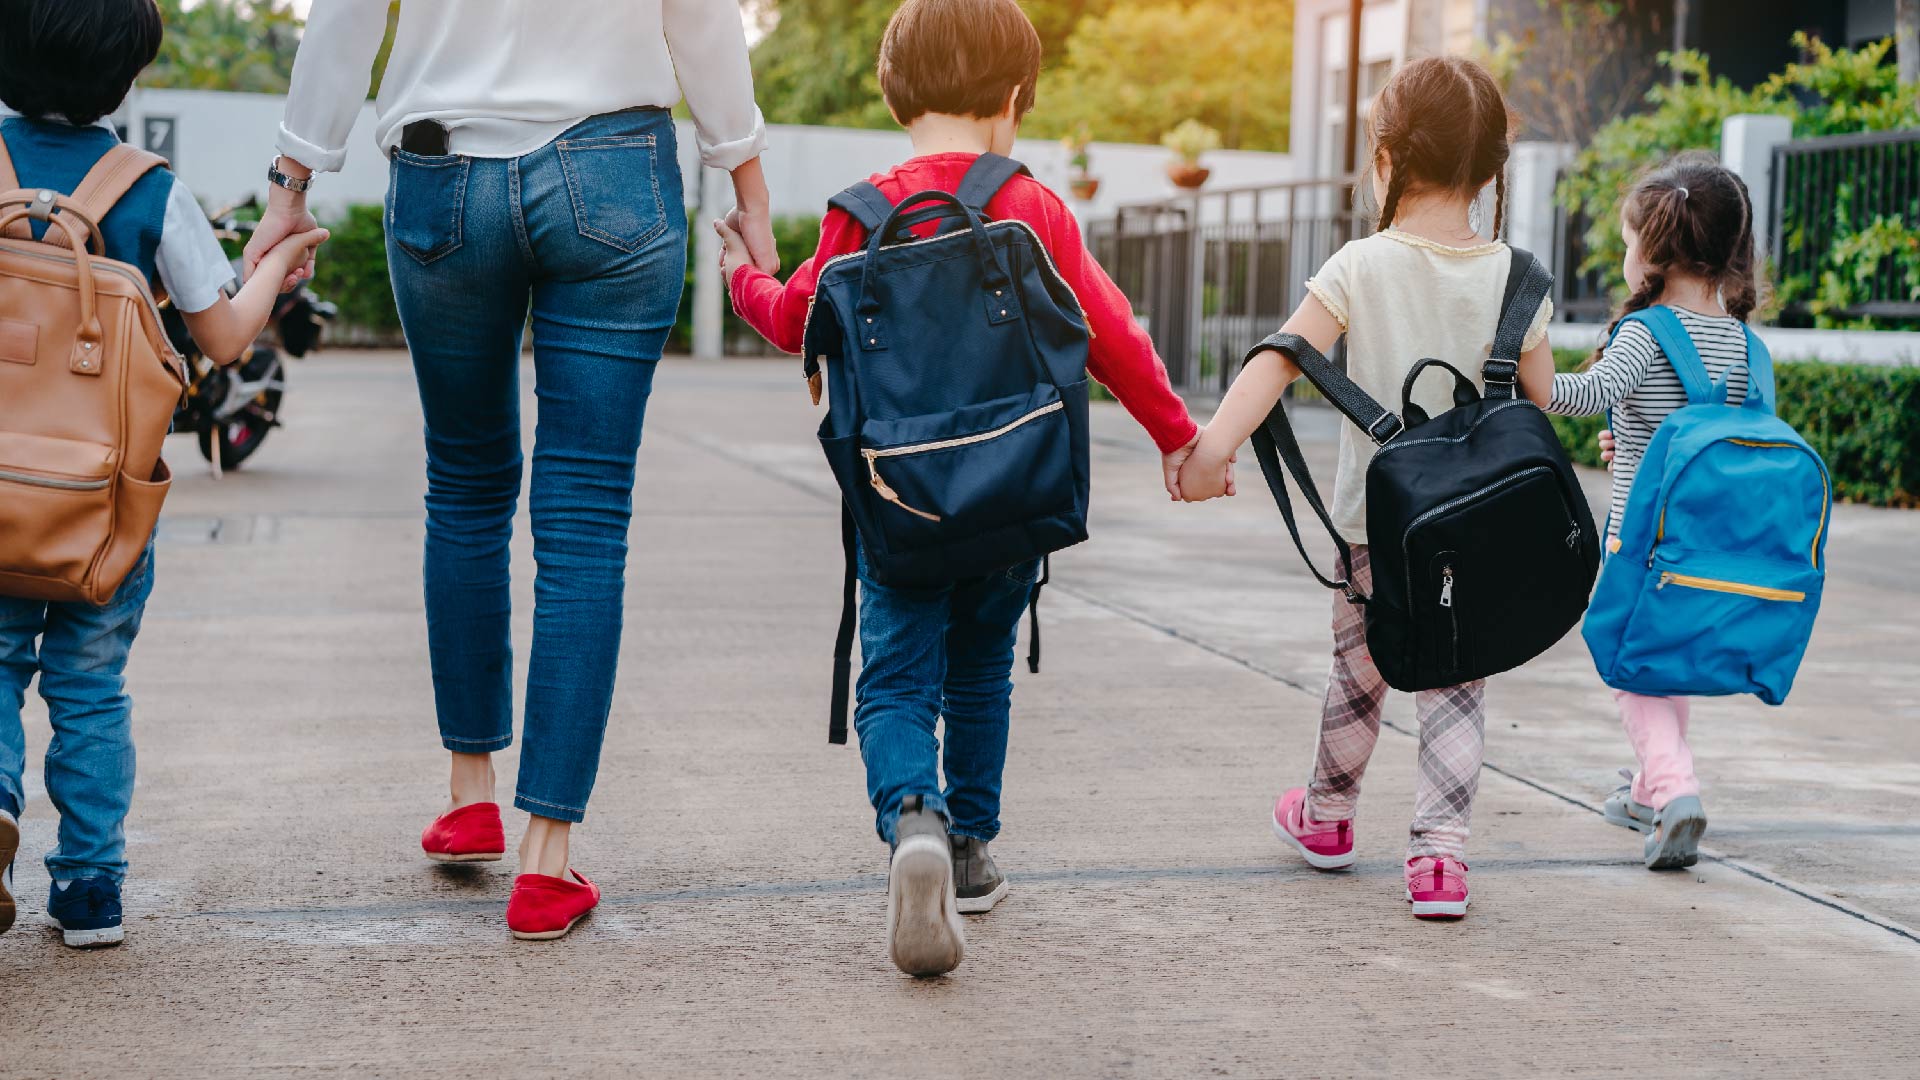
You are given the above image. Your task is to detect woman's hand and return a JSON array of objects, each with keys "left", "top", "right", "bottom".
[
  {"left": 245, "top": 162, "right": 320, "bottom": 294},
  {"left": 728, "top": 157, "right": 780, "bottom": 275}
]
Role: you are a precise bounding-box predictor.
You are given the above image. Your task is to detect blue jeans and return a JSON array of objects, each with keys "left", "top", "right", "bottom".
[
  {"left": 0, "top": 542, "right": 154, "bottom": 883},
  {"left": 385, "top": 110, "right": 687, "bottom": 823},
  {"left": 854, "top": 545, "right": 1040, "bottom": 845}
]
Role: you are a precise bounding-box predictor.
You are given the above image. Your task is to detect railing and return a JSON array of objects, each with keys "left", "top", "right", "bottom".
[
  {"left": 1088, "top": 178, "right": 1366, "bottom": 395},
  {"left": 1771, "top": 128, "right": 1920, "bottom": 322}
]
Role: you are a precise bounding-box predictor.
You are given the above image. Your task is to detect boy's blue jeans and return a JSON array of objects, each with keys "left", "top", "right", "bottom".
[
  {"left": 0, "top": 542, "right": 154, "bottom": 883},
  {"left": 854, "top": 544, "right": 1040, "bottom": 846},
  {"left": 384, "top": 109, "right": 687, "bottom": 823}
]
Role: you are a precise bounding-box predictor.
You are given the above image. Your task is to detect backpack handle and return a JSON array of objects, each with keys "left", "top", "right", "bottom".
[
  {"left": 853, "top": 190, "right": 1018, "bottom": 350},
  {"left": 1399, "top": 357, "right": 1481, "bottom": 427},
  {"left": 0, "top": 190, "right": 105, "bottom": 256},
  {"left": 0, "top": 202, "right": 107, "bottom": 375}
]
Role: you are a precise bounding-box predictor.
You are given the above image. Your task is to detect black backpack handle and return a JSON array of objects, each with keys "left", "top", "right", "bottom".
[{"left": 1400, "top": 358, "right": 1481, "bottom": 427}]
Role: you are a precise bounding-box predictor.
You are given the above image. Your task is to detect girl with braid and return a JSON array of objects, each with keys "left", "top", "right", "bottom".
[
  {"left": 1546, "top": 153, "right": 1763, "bottom": 871},
  {"left": 1179, "top": 57, "right": 1555, "bottom": 919}
]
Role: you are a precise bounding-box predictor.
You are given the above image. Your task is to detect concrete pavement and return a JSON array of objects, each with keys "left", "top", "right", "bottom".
[{"left": 1, "top": 352, "right": 1916, "bottom": 1078}]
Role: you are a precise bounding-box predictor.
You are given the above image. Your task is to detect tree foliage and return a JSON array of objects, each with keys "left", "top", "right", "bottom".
[
  {"left": 143, "top": 0, "right": 302, "bottom": 93},
  {"left": 751, "top": 0, "right": 1289, "bottom": 151},
  {"left": 1556, "top": 36, "right": 1920, "bottom": 324}
]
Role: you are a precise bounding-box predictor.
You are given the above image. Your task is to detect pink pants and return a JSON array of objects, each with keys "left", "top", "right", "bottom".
[{"left": 1614, "top": 691, "right": 1700, "bottom": 807}]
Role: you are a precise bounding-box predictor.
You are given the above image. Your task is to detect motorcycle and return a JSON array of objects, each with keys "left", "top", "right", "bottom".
[{"left": 165, "top": 200, "right": 337, "bottom": 472}]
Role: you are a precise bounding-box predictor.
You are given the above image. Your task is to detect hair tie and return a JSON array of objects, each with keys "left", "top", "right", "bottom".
[{"left": 1676, "top": 186, "right": 1690, "bottom": 199}]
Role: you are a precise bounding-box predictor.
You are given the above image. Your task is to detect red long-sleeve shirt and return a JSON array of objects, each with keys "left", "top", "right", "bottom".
[{"left": 728, "top": 152, "right": 1198, "bottom": 454}]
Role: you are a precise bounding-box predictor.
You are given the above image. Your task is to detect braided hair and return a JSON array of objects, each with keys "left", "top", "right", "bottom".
[
  {"left": 1592, "top": 151, "right": 1766, "bottom": 364},
  {"left": 1367, "top": 56, "right": 1515, "bottom": 237}
]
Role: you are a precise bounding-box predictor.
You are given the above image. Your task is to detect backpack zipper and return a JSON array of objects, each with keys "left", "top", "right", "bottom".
[
  {"left": 0, "top": 467, "right": 110, "bottom": 492},
  {"left": 1440, "top": 564, "right": 1459, "bottom": 674},
  {"left": 860, "top": 399, "right": 1065, "bottom": 522},
  {"left": 1399, "top": 465, "right": 1555, "bottom": 619},
  {"left": 1657, "top": 572, "right": 1805, "bottom": 603}
]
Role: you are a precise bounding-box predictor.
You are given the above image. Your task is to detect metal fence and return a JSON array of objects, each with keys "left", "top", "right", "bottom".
[
  {"left": 1771, "top": 128, "right": 1920, "bottom": 322},
  {"left": 1088, "top": 178, "right": 1366, "bottom": 395}
]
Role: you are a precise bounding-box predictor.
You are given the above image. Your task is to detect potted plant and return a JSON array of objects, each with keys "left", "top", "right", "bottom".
[
  {"left": 1162, "top": 119, "right": 1221, "bottom": 190},
  {"left": 1063, "top": 124, "right": 1100, "bottom": 201}
]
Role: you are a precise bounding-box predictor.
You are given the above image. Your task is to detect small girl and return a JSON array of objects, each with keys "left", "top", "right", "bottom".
[
  {"left": 1545, "top": 152, "right": 1762, "bottom": 871},
  {"left": 1178, "top": 56, "right": 1555, "bottom": 919}
]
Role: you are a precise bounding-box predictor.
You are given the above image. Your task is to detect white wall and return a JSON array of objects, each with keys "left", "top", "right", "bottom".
[{"left": 121, "top": 88, "right": 1293, "bottom": 222}]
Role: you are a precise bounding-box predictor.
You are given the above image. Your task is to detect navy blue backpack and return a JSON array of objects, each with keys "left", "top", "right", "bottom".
[{"left": 802, "top": 154, "right": 1093, "bottom": 742}]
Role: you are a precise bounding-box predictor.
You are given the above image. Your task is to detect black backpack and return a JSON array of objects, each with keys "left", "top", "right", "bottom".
[{"left": 1245, "top": 248, "right": 1600, "bottom": 691}]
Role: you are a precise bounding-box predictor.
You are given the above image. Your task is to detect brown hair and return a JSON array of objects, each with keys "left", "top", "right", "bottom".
[
  {"left": 1367, "top": 56, "right": 1515, "bottom": 236},
  {"left": 1595, "top": 151, "right": 1764, "bottom": 360},
  {"left": 878, "top": 0, "right": 1042, "bottom": 125}
]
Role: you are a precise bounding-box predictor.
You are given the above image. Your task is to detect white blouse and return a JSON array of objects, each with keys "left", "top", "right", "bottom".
[{"left": 277, "top": 0, "right": 767, "bottom": 172}]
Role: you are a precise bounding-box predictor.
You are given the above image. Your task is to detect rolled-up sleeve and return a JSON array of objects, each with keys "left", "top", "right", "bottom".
[
  {"left": 276, "top": 0, "right": 392, "bottom": 172},
  {"left": 662, "top": 0, "right": 768, "bottom": 171}
]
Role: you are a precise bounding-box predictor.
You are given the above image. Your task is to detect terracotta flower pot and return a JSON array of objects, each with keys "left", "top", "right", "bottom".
[
  {"left": 1167, "top": 163, "right": 1211, "bottom": 189},
  {"left": 1069, "top": 176, "right": 1102, "bottom": 200}
]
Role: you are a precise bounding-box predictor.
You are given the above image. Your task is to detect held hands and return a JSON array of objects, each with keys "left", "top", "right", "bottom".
[
  {"left": 252, "top": 226, "right": 330, "bottom": 291},
  {"left": 244, "top": 183, "right": 320, "bottom": 294},
  {"left": 1176, "top": 441, "right": 1237, "bottom": 502},
  {"left": 713, "top": 216, "right": 754, "bottom": 289},
  {"left": 1161, "top": 430, "right": 1201, "bottom": 501}
]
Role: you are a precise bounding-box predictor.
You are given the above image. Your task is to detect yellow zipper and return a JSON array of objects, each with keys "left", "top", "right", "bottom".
[
  {"left": 860, "top": 399, "right": 1065, "bottom": 522},
  {"left": 1657, "top": 572, "right": 1804, "bottom": 602},
  {"left": 1654, "top": 439, "right": 1831, "bottom": 568}
]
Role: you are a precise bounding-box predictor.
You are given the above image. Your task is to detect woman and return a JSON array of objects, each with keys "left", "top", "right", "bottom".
[{"left": 247, "top": 0, "right": 778, "bottom": 940}]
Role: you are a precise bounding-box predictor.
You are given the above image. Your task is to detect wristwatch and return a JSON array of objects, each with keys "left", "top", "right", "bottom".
[{"left": 267, "top": 155, "right": 313, "bottom": 194}]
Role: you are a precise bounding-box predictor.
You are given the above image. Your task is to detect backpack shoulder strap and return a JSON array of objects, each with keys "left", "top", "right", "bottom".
[
  {"left": 827, "top": 181, "right": 895, "bottom": 234},
  {"left": 0, "top": 132, "right": 28, "bottom": 242},
  {"left": 68, "top": 144, "right": 166, "bottom": 225},
  {"left": 1620, "top": 307, "right": 1712, "bottom": 405},
  {"left": 1484, "top": 246, "right": 1552, "bottom": 399},
  {"left": 955, "top": 153, "right": 1031, "bottom": 213},
  {"left": 1739, "top": 324, "right": 1776, "bottom": 414}
]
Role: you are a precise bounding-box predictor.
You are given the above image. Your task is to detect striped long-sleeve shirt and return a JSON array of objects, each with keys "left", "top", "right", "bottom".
[{"left": 1548, "top": 307, "right": 1751, "bottom": 535}]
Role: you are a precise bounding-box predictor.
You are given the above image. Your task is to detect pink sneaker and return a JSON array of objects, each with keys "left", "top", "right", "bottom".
[
  {"left": 1405, "top": 856, "right": 1469, "bottom": 919},
  {"left": 1271, "top": 788, "right": 1355, "bottom": 869}
]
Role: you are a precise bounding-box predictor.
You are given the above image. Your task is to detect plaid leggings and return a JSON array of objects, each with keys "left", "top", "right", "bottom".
[{"left": 1303, "top": 546, "right": 1486, "bottom": 860}]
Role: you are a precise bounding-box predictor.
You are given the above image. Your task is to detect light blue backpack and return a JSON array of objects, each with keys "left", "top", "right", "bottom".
[{"left": 1581, "top": 307, "right": 1831, "bottom": 705}]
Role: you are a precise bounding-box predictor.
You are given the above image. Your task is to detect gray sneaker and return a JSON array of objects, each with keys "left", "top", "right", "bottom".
[
  {"left": 1602, "top": 769, "right": 1656, "bottom": 834},
  {"left": 1644, "top": 795, "right": 1708, "bottom": 870},
  {"left": 0, "top": 808, "right": 17, "bottom": 936},
  {"left": 951, "top": 835, "right": 1009, "bottom": 914},
  {"left": 886, "top": 796, "right": 964, "bottom": 976}
]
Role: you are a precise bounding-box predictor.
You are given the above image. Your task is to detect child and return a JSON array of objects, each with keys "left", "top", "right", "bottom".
[
  {"left": 1545, "top": 152, "right": 1760, "bottom": 870},
  {"left": 716, "top": 0, "right": 1199, "bottom": 974},
  {"left": 1178, "top": 57, "right": 1554, "bottom": 919},
  {"left": 0, "top": 0, "right": 327, "bottom": 947}
]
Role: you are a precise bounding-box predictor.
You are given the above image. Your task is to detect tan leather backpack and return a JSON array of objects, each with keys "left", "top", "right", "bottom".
[{"left": 0, "top": 138, "right": 188, "bottom": 605}]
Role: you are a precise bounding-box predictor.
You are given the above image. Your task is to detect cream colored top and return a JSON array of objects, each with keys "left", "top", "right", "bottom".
[{"left": 1304, "top": 229, "right": 1553, "bottom": 544}]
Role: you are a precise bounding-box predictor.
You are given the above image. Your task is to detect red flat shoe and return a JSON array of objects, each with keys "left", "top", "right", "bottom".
[
  {"left": 507, "top": 869, "right": 600, "bottom": 940},
  {"left": 421, "top": 802, "right": 506, "bottom": 863}
]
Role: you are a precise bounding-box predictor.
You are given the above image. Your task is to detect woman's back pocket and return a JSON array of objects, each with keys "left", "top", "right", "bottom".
[{"left": 555, "top": 135, "right": 667, "bottom": 252}]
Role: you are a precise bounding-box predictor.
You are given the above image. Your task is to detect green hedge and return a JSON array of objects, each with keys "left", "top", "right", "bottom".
[{"left": 1548, "top": 349, "right": 1920, "bottom": 507}]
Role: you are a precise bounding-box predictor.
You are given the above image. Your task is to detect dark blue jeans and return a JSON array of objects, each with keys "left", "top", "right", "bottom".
[
  {"left": 385, "top": 110, "right": 687, "bottom": 823},
  {"left": 854, "top": 545, "right": 1040, "bottom": 845},
  {"left": 0, "top": 542, "right": 154, "bottom": 883}
]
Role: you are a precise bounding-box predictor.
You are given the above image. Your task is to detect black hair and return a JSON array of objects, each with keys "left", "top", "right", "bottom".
[{"left": 0, "top": 0, "right": 164, "bottom": 127}]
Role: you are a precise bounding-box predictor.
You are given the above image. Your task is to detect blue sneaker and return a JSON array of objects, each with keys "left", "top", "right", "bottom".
[
  {"left": 48, "top": 876, "right": 124, "bottom": 948},
  {"left": 0, "top": 808, "right": 17, "bottom": 936}
]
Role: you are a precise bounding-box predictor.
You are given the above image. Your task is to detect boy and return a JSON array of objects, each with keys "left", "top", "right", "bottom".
[
  {"left": 716, "top": 0, "right": 1200, "bottom": 975},
  {"left": 0, "top": 0, "right": 327, "bottom": 947}
]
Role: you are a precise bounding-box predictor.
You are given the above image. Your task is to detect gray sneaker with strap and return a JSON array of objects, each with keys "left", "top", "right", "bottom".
[
  {"left": 951, "top": 835, "right": 1009, "bottom": 914},
  {"left": 886, "top": 795, "right": 965, "bottom": 976},
  {"left": 1602, "top": 768, "right": 1656, "bottom": 834}
]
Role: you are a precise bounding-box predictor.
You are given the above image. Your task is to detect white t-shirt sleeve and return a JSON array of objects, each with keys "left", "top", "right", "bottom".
[
  {"left": 1303, "top": 242, "right": 1354, "bottom": 329},
  {"left": 154, "top": 178, "right": 237, "bottom": 314},
  {"left": 1522, "top": 294, "right": 1554, "bottom": 351}
]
